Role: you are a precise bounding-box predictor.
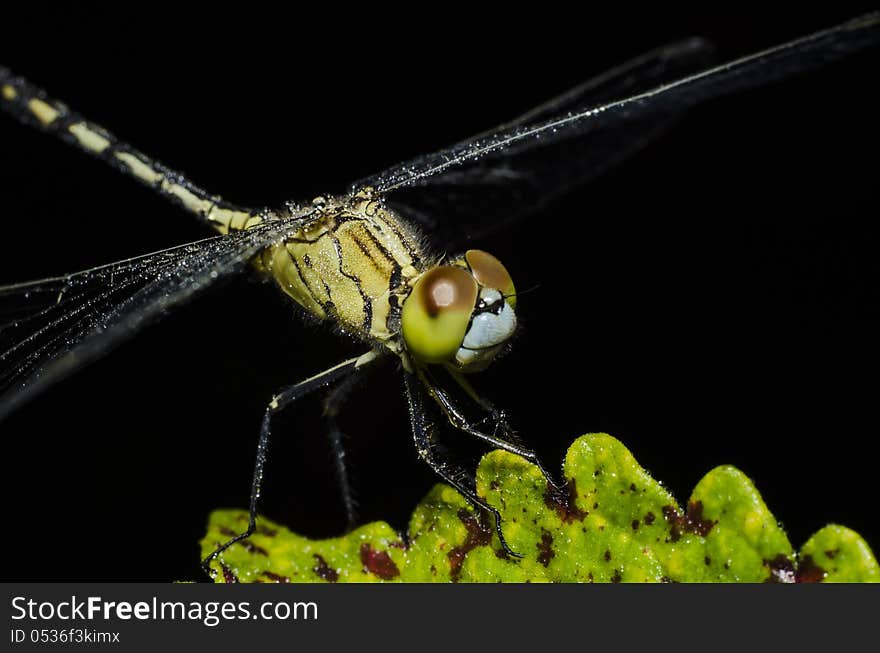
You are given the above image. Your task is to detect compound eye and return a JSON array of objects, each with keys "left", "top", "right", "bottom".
[
  {"left": 465, "top": 250, "right": 516, "bottom": 308},
  {"left": 402, "top": 266, "right": 478, "bottom": 363}
]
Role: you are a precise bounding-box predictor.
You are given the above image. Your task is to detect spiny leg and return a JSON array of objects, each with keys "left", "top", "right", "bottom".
[
  {"left": 325, "top": 421, "right": 357, "bottom": 530},
  {"left": 446, "top": 368, "right": 516, "bottom": 438},
  {"left": 416, "top": 366, "right": 560, "bottom": 489},
  {"left": 403, "top": 370, "right": 521, "bottom": 558},
  {"left": 202, "top": 355, "right": 367, "bottom": 578},
  {"left": 0, "top": 67, "right": 264, "bottom": 235},
  {"left": 321, "top": 363, "right": 379, "bottom": 530}
]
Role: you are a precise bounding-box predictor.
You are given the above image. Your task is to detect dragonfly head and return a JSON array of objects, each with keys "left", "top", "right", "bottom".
[{"left": 401, "top": 249, "right": 517, "bottom": 372}]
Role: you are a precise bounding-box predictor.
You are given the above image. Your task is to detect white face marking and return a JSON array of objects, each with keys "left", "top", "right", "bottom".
[
  {"left": 456, "top": 301, "right": 516, "bottom": 367},
  {"left": 68, "top": 122, "right": 111, "bottom": 153},
  {"left": 27, "top": 98, "right": 59, "bottom": 125},
  {"left": 462, "top": 302, "right": 516, "bottom": 349},
  {"left": 479, "top": 287, "right": 501, "bottom": 305}
]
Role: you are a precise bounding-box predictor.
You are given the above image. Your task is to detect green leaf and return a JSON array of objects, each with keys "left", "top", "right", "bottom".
[{"left": 200, "top": 433, "right": 878, "bottom": 582}]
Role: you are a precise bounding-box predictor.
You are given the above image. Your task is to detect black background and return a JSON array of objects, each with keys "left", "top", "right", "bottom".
[{"left": 1, "top": 5, "right": 877, "bottom": 581}]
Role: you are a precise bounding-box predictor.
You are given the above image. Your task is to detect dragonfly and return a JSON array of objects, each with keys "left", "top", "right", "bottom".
[{"left": 1, "top": 13, "right": 878, "bottom": 579}]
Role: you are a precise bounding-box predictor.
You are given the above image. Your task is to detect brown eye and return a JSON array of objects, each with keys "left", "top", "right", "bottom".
[
  {"left": 401, "top": 266, "right": 478, "bottom": 363},
  {"left": 419, "top": 266, "right": 477, "bottom": 316},
  {"left": 465, "top": 250, "right": 516, "bottom": 305}
]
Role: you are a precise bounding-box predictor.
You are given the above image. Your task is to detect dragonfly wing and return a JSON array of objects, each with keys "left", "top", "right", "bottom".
[
  {"left": 356, "top": 13, "right": 879, "bottom": 249},
  {"left": 459, "top": 37, "right": 716, "bottom": 145},
  {"left": 355, "top": 37, "right": 716, "bottom": 248},
  {"left": 0, "top": 214, "right": 310, "bottom": 420}
]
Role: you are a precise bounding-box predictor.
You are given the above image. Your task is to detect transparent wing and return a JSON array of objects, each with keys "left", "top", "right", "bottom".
[
  {"left": 356, "top": 13, "right": 879, "bottom": 248},
  {"left": 459, "top": 36, "right": 716, "bottom": 146},
  {"left": 0, "top": 213, "right": 311, "bottom": 420},
  {"left": 373, "top": 37, "right": 716, "bottom": 248}
]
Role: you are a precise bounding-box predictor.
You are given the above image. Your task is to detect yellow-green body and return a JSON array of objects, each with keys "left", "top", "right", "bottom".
[{"left": 243, "top": 190, "right": 424, "bottom": 353}]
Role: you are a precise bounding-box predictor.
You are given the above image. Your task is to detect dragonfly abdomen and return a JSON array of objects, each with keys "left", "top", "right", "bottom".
[
  {"left": 258, "top": 190, "right": 423, "bottom": 348},
  {"left": 0, "top": 68, "right": 262, "bottom": 235}
]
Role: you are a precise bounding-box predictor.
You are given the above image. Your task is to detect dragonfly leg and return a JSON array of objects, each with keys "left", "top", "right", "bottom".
[
  {"left": 403, "top": 371, "right": 521, "bottom": 559},
  {"left": 322, "top": 369, "right": 373, "bottom": 531},
  {"left": 446, "top": 369, "right": 525, "bottom": 442},
  {"left": 418, "top": 367, "right": 561, "bottom": 489},
  {"left": 201, "top": 355, "right": 364, "bottom": 579}
]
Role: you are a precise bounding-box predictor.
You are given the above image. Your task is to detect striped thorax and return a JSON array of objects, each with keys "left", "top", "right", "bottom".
[{"left": 256, "top": 188, "right": 423, "bottom": 353}]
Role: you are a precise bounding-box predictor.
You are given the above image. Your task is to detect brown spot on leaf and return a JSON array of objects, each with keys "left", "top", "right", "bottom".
[
  {"left": 825, "top": 549, "right": 839, "bottom": 559},
  {"left": 220, "top": 563, "right": 238, "bottom": 584},
  {"left": 360, "top": 543, "right": 400, "bottom": 580},
  {"left": 765, "top": 554, "right": 827, "bottom": 583},
  {"left": 764, "top": 554, "right": 796, "bottom": 583},
  {"left": 704, "top": 556, "right": 711, "bottom": 566},
  {"left": 261, "top": 571, "right": 291, "bottom": 583},
  {"left": 611, "top": 569, "right": 622, "bottom": 583},
  {"left": 604, "top": 550, "right": 612, "bottom": 562},
  {"left": 448, "top": 508, "right": 494, "bottom": 582},
  {"left": 218, "top": 526, "right": 237, "bottom": 537},
  {"left": 257, "top": 525, "right": 277, "bottom": 537},
  {"left": 631, "top": 519, "right": 640, "bottom": 531},
  {"left": 240, "top": 540, "right": 268, "bottom": 556},
  {"left": 537, "top": 530, "right": 555, "bottom": 567},
  {"left": 490, "top": 480, "right": 500, "bottom": 490},
  {"left": 662, "top": 501, "right": 717, "bottom": 542},
  {"left": 313, "top": 554, "right": 338, "bottom": 582},
  {"left": 544, "top": 478, "right": 587, "bottom": 523},
  {"left": 644, "top": 511, "right": 655, "bottom": 525},
  {"left": 796, "top": 555, "right": 827, "bottom": 583}
]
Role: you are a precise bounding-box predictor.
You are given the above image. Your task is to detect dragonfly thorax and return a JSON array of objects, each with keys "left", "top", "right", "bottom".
[{"left": 257, "top": 190, "right": 422, "bottom": 349}]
